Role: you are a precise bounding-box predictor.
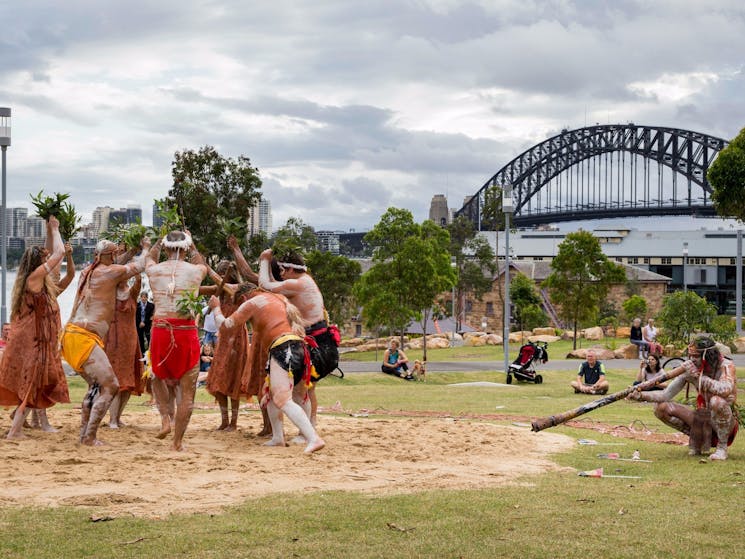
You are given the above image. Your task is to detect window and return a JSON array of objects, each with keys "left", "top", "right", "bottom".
[
  {"left": 643, "top": 257, "right": 649, "bottom": 264},
  {"left": 485, "top": 302, "right": 494, "bottom": 316},
  {"left": 661, "top": 257, "right": 672, "bottom": 264},
  {"left": 699, "top": 269, "right": 707, "bottom": 283},
  {"left": 465, "top": 299, "right": 473, "bottom": 313}
]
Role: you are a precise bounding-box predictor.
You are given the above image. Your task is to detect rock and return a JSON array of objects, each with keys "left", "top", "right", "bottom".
[
  {"left": 339, "top": 337, "right": 366, "bottom": 347},
  {"left": 463, "top": 331, "right": 485, "bottom": 342},
  {"left": 583, "top": 326, "right": 604, "bottom": 341},
  {"left": 616, "top": 326, "right": 631, "bottom": 338},
  {"left": 734, "top": 337, "right": 745, "bottom": 354},
  {"left": 528, "top": 335, "right": 561, "bottom": 343},
  {"left": 618, "top": 343, "right": 640, "bottom": 359},
  {"left": 356, "top": 341, "right": 388, "bottom": 352},
  {"left": 465, "top": 335, "right": 487, "bottom": 347},
  {"left": 508, "top": 331, "right": 531, "bottom": 343},
  {"left": 485, "top": 334, "right": 503, "bottom": 345},
  {"left": 566, "top": 347, "right": 616, "bottom": 360},
  {"left": 532, "top": 327, "right": 556, "bottom": 336},
  {"left": 561, "top": 330, "right": 575, "bottom": 341},
  {"left": 716, "top": 342, "right": 732, "bottom": 358},
  {"left": 429, "top": 337, "right": 451, "bottom": 349}
]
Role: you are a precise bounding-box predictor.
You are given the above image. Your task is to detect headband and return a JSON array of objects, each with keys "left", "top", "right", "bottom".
[
  {"left": 162, "top": 232, "right": 193, "bottom": 250},
  {"left": 277, "top": 261, "right": 307, "bottom": 272}
]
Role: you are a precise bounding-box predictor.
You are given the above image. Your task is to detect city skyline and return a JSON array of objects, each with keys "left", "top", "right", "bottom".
[{"left": 2, "top": 2, "right": 744, "bottom": 231}]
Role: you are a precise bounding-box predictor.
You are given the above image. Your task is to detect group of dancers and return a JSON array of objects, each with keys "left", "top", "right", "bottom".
[{"left": 0, "top": 217, "right": 337, "bottom": 453}]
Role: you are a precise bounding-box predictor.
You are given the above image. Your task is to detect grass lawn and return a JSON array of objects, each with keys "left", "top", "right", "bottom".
[{"left": 1, "top": 354, "right": 743, "bottom": 559}]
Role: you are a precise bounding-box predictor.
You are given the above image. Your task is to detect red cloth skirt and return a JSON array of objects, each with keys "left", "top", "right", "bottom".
[{"left": 150, "top": 318, "right": 200, "bottom": 381}]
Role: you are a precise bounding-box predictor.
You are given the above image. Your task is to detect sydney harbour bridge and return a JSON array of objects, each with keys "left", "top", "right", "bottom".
[{"left": 455, "top": 124, "right": 728, "bottom": 228}]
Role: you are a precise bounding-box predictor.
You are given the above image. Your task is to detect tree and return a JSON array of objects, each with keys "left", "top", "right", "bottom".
[
  {"left": 656, "top": 291, "right": 718, "bottom": 347},
  {"left": 165, "top": 145, "right": 262, "bottom": 263},
  {"left": 271, "top": 217, "right": 318, "bottom": 254},
  {"left": 354, "top": 208, "right": 456, "bottom": 359},
  {"left": 621, "top": 295, "right": 648, "bottom": 323},
  {"left": 447, "top": 215, "right": 497, "bottom": 331},
  {"left": 543, "top": 230, "right": 626, "bottom": 349},
  {"left": 708, "top": 126, "right": 745, "bottom": 220},
  {"left": 511, "top": 272, "right": 545, "bottom": 333},
  {"left": 305, "top": 250, "right": 362, "bottom": 326}
]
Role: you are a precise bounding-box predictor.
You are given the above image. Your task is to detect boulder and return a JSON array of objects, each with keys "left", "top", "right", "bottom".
[
  {"left": 561, "top": 330, "right": 575, "bottom": 341},
  {"left": 716, "top": 341, "right": 732, "bottom": 358},
  {"left": 465, "top": 335, "right": 487, "bottom": 347},
  {"left": 566, "top": 347, "right": 616, "bottom": 360},
  {"left": 617, "top": 343, "right": 640, "bottom": 359},
  {"left": 339, "top": 337, "right": 366, "bottom": 348},
  {"left": 355, "top": 341, "right": 388, "bottom": 352},
  {"left": 734, "top": 337, "right": 745, "bottom": 354},
  {"left": 616, "top": 326, "right": 631, "bottom": 338},
  {"left": 463, "top": 331, "right": 485, "bottom": 342},
  {"left": 485, "top": 334, "right": 503, "bottom": 345},
  {"left": 583, "top": 326, "right": 604, "bottom": 341},
  {"left": 528, "top": 334, "right": 561, "bottom": 343},
  {"left": 532, "top": 327, "right": 556, "bottom": 336},
  {"left": 508, "top": 331, "right": 532, "bottom": 343}
]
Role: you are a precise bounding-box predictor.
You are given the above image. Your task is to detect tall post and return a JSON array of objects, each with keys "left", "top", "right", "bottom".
[
  {"left": 502, "top": 184, "right": 513, "bottom": 375},
  {"left": 682, "top": 241, "right": 688, "bottom": 294},
  {"left": 737, "top": 230, "right": 742, "bottom": 334},
  {"left": 0, "top": 107, "right": 11, "bottom": 327}
]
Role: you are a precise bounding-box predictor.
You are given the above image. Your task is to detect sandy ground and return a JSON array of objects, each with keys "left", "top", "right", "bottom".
[{"left": 0, "top": 404, "right": 573, "bottom": 518}]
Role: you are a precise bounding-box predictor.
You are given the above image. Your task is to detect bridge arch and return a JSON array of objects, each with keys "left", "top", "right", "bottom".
[{"left": 456, "top": 124, "right": 728, "bottom": 228}]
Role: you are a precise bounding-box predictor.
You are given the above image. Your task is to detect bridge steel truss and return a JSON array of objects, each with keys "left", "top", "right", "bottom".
[{"left": 456, "top": 124, "right": 728, "bottom": 228}]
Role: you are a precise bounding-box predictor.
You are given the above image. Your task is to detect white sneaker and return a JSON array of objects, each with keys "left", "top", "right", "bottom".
[{"left": 710, "top": 448, "right": 728, "bottom": 461}]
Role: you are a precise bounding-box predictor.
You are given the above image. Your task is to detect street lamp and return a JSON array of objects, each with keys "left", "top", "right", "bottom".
[
  {"left": 682, "top": 241, "right": 688, "bottom": 293},
  {"left": 0, "top": 107, "right": 11, "bottom": 326},
  {"left": 502, "top": 184, "right": 513, "bottom": 376}
]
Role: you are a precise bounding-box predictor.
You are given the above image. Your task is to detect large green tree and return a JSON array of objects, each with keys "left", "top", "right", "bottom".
[
  {"left": 447, "top": 215, "right": 497, "bottom": 331},
  {"left": 511, "top": 272, "right": 545, "bottom": 333},
  {"left": 355, "top": 208, "right": 456, "bottom": 358},
  {"left": 543, "top": 230, "right": 626, "bottom": 348},
  {"left": 708, "top": 126, "right": 745, "bottom": 220},
  {"left": 305, "top": 250, "right": 362, "bottom": 326},
  {"left": 656, "top": 291, "right": 717, "bottom": 347},
  {"left": 165, "top": 145, "right": 262, "bottom": 262}
]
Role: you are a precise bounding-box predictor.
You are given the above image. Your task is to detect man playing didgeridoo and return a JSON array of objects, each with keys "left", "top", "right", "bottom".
[
  {"left": 628, "top": 336, "right": 738, "bottom": 460},
  {"left": 146, "top": 231, "right": 218, "bottom": 451},
  {"left": 208, "top": 290, "right": 325, "bottom": 453},
  {"left": 60, "top": 237, "right": 150, "bottom": 446}
]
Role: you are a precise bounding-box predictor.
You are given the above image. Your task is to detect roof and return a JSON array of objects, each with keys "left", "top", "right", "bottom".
[
  {"left": 405, "top": 316, "right": 477, "bottom": 335},
  {"left": 496, "top": 260, "right": 671, "bottom": 283}
]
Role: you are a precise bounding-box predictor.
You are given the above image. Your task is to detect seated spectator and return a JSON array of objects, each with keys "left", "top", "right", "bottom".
[
  {"left": 642, "top": 318, "right": 663, "bottom": 355},
  {"left": 633, "top": 352, "right": 666, "bottom": 390},
  {"left": 381, "top": 339, "right": 413, "bottom": 380},
  {"left": 570, "top": 349, "right": 609, "bottom": 394},
  {"left": 198, "top": 342, "right": 214, "bottom": 386},
  {"left": 629, "top": 317, "right": 649, "bottom": 358}
]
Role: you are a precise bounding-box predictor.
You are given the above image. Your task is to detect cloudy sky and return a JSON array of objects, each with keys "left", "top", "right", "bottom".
[{"left": 2, "top": 0, "right": 744, "bottom": 232}]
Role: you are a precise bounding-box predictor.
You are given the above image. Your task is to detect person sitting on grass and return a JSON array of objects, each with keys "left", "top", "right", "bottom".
[
  {"left": 381, "top": 339, "right": 413, "bottom": 380},
  {"left": 634, "top": 352, "right": 666, "bottom": 390},
  {"left": 570, "top": 349, "right": 609, "bottom": 395}
]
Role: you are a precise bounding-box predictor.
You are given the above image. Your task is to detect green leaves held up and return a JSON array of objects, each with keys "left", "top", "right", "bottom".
[
  {"left": 57, "top": 202, "right": 81, "bottom": 241},
  {"left": 30, "top": 190, "right": 70, "bottom": 220}
]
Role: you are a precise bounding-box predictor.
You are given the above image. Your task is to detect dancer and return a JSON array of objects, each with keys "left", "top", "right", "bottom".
[
  {"left": 209, "top": 290, "right": 325, "bottom": 453},
  {"left": 105, "top": 272, "right": 145, "bottom": 429},
  {"left": 145, "top": 231, "right": 211, "bottom": 451},
  {"left": 204, "top": 261, "right": 250, "bottom": 431},
  {"left": 0, "top": 216, "right": 68, "bottom": 438},
  {"left": 60, "top": 236, "right": 150, "bottom": 446},
  {"left": 258, "top": 248, "right": 339, "bottom": 428}
]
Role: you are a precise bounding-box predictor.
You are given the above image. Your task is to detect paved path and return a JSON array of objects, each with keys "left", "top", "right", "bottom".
[{"left": 338, "top": 353, "right": 745, "bottom": 374}]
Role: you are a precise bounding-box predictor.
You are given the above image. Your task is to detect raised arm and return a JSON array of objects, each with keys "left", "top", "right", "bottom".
[
  {"left": 116, "top": 246, "right": 139, "bottom": 265},
  {"left": 208, "top": 294, "right": 255, "bottom": 330},
  {"left": 145, "top": 238, "right": 163, "bottom": 270},
  {"left": 27, "top": 216, "right": 65, "bottom": 292},
  {"left": 189, "top": 246, "right": 236, "bottom": 297},
  {"left": 228, "top": 235, "right": 259, "bottom": 284},
  {"left": 119, "top": 236, "right": 152, "bottom": 281},
  {"left": 56, "top": 242, "right": 76, "bottom": 292},
  {"left": 258, "top": 249, "right": 301, "bottom": 296}
]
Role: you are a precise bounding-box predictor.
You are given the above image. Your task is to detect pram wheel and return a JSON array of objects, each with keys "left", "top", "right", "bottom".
[
  {"left": 506, "top": 374, "right": 513, "bottom": 384},
  {"left": 534, "top": 375, "right": 543, "bottom": 384}
]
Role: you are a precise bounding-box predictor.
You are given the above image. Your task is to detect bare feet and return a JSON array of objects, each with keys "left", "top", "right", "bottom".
[
  {"left": 224, "top": 425, "right": 237, "bottom": 432},
  {"left": 256, "top": 427, "right": 272, "bottom": 437},
  {"left": 156, "top": 424, "right": 171, "bottom": 439},
  {"left": 171, "top": 443, "right": 185, "bottom": 452},
  {"left": 40, "top": 424, "right": 59, "bottom": 433},
  {"left": 6, "top": 430, "right": 27, "bottom": 440},
  {"left": 215, "top": 423, "right": 228, "bottom": 431},
  {"left": 265, "top": 438, "right": 288, "bottom": 447},
  {"left": 304, "top": 437, "right": 325, "bottom": 454},
  {"left": 291, "top": 435, "right": 306, "bottom": 445},
  {"left": 81, "top": 437, "right": 105, "bottom": 446}
]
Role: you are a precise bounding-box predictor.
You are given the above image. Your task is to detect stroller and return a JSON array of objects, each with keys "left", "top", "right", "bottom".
[{"left": 506, "top": 341, "right": 549, "bottom": 384}]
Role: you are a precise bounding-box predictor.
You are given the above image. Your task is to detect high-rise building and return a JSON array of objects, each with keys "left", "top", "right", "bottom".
[
  {"left": 316, "top": 230, "right": 341, "bottom": 255},
  {"left": 92, "top": 206, "right": 113, "bottom": 235},
  {"left": 248, "top": 197, "right": 272, "bottom": 236},
  {"left": 429, "top": 194, "right": 449, "bottom": 227},
  {"left": 152, "top": 202, "right": 164, "bottom": 229},
  {"left": 126, "top": 204, "right": 142, "bottom": 225}
]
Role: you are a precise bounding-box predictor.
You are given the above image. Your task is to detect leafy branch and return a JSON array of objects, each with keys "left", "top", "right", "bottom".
[
  {"left": 30, "top": 190, "right": 70, "bottom": 220},
  {"left": 175, "top": 290, "right": 203, "bottom": 319}
]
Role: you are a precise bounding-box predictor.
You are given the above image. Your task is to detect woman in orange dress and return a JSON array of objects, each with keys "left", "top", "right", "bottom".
[
  {"left": 0, "top": 216, "right": 68, "bottom": 439},
  {"left": 206, "top": 262, "right": 250, "bottom": 431}
]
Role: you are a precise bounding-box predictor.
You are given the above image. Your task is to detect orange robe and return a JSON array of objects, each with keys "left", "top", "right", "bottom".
[
  {"left": 104, "top": 291, "right": 145, "bottom": 394},
  {"left": 0, "top": 289, "right": 69, "bottom": 408}
]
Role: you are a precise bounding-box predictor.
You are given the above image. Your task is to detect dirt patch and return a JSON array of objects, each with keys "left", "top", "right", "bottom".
[{"left": 0, "top": 406, "right": 573, "bottom": 518}]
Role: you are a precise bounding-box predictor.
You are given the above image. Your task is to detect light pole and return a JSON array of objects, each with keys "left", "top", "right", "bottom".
[
  {"left": 682, "top": 241, "right": 688, "bottom": 293},
  {"left": 451, "top": 258, "right": 457, "bottom": 347},
  {"left": 0, "top": 107, "right": 11, "bottom": 326},
  {"left": 502, "top": 184, "right": 513, "bottom": 375}
]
